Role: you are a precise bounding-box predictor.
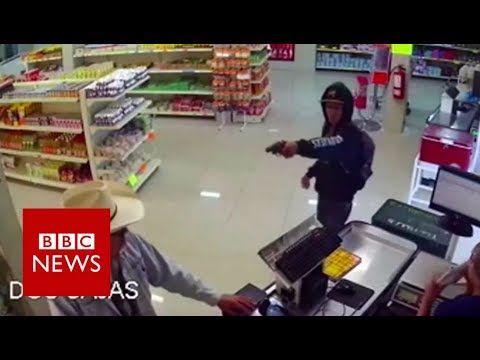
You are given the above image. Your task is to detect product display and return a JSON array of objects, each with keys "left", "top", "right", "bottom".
[
  {"left": 0, "top": 103, "right": 82, "bottom": 130},
  {"left": 0, "top": 131, "right": 87, "bottom": 159},
  {"left": 133, "top": 79, "right": 212, "bottom": 93},
  {"left": 316, "top": 44, "right": 374, "bottom": 72},
  {"left": 212, "top": 45, "right": 252, "bottom": 112},
  {"left": 151, "top": 58, "right": 212, "bottom": 71},
  {"left": 76, "top": 44, "right": 213, "bottom": 57},
  {"left": 93, "top": 97, "right": 147, "bottom": 126},
  {"left": 22, "top": 45, "right": 63, "bottom": 63},
  {"left": 148, "top": 96, "right": 214, "bottom": 115},
  {"left": 251, "top": 61, "right": 270, "bottom": 83},
  {"left": 412, "top": 44, "right": 480, "bottom": 80},
  {"left": 1, "top": 82, "right": 88, "bottom": 101},
  {"left": 97, "top": 150, "right": 153, "bottom": 183},
  {"left": 85, "top": 68, "right": 148, "bottom": 99},
  {"left": 250, "top": 49, "right": 269, "bottom": 66},
  {"left": 94, "top": 119, "right": 152, "bottom": 160}
]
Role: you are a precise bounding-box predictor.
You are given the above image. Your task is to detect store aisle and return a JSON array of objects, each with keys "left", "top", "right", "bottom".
[{"left": 6, "top": 69, "right": 445, "bottom": 316}]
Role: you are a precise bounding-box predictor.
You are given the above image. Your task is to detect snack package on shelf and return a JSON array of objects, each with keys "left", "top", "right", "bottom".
[
  {"left": 135, "top": 78, "right": 212, "bottom": 93},
  {"left": 94, "top": 121, "right": 148, "bottom": 160},
  {"left": 2, "top": 82, "right": 88, "bottom": 100},
  {"left": 0, "top": 131, "right": 87, "bottom": 158},
  {"left": 1, "top": 155, "right": 16, "bottom": 169},
  {"left": 97, "top": 150, "right": 152, "bottom": 183},
  {"left": 251, "top": 62, "right": 270, "bottom": 82},
  {"left": 93, "top": 97, "right": 146, "bottom": 126},
  {"left": 152, "top": 57, "right": 212, "bottom": 71},
  {"left": 85, "top": 68, "right": 148, "bottom": 99},
  {"left": 22, "top": 45, "right": 63, "bottom": 62},
  {"left": 22, "top": 159, "right": 92, "bottom": 184}
]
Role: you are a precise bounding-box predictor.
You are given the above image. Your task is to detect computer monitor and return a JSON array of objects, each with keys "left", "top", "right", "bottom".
[{"left": 430, "top": 166, "right": 480, "bottom": 236}]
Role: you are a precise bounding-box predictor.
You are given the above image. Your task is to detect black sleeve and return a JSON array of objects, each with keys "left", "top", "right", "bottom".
[{"left": 296, "top": 135, "right": 349, "bottom": 161}]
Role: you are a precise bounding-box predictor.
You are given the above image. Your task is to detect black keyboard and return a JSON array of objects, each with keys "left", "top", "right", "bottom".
[{"left": 275, "top": 229, "right": 340, "bottom": 283}]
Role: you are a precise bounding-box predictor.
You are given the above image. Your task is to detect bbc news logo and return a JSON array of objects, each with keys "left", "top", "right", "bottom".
[
  {"left": 23, "top": 209, "right": 111, "bottom": 297},
  {"left": 34, "top": 234, "right": 100, "bottom": 273}
]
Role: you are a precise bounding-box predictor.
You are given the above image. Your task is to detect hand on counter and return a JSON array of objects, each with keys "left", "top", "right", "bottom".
[{"left": 218, "top": 295, "right": 256, "bottom": 316}]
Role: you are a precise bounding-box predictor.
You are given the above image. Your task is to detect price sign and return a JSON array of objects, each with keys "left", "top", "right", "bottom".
[
  {"left": 147, "top": 132, "right": 156, "bottom": 140},
  {"left": 128, "top": 174, "right": 139, "bottom": 187}
]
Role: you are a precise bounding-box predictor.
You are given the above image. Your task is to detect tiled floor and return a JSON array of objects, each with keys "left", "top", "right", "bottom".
[{"left": 4, "top": 69, "right": 460, "bottom": 315}]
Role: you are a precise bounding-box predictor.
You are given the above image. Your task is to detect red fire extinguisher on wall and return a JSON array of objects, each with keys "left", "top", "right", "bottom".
[{"left": 392, "top": 65, "right": 407, "bottom": 100}]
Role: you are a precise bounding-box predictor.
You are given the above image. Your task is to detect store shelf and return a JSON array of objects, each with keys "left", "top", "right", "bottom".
[
  {"left": 416, "top": 44, "right": 480, "bottom": 54},
  {"left": 24, "top": 56, "right": 62, "bottom": 64},
  {"left": 4, "top": 169, "right": 75, "bottom": 189},
  {"left": 317, "top": 48, "right": 372, "bottom": 55},
  {"left": 90, "top": 100, "right": 152, "bottom": 134},
  {"left": 412, "top": 73, "right": 457, "bottom": 81},
  {"left": 0, "top": 97, "right": 79, "bottom": 104},
  {"left": 413, "top": 56, "right": 465, "bottom": 65},
  {"left": 234, "top": 102, "right": 271, "bottom": 124},
  {"left": 250, "top": 44, "right": 268, "bottom": 52},
  {"left": 0, "top": 123, "right": 83, "bottom": 134},
  {"left": 316, "top": 66, "right": 370, "bottom": 73},
  {"left": 0, "top": 148, "right": 88, "bottom": 163},
  {"left": 130, "top": 89, "right": 213, "bottom": 96},
  {"left": 95, "top": 131, "right": 153, "bottom": 163},
  {"left": 86, "top": 76, "right": 150, "bottom": 104},
  {"left": 149, "top": 69, "right": 212, "bottom": 74},
  {"left": 77, "top": 47, "right": 213, "bottom": 57},
  {"left": 251, "top": 70, "right": 270, "bottom": 84},
  {"left": 14, "top": 79, "right": 96, "bottom": 87},
  {"left": 250, "top": 54, "right": 269, "bottom": 67},
  {"left": 128, "top": 158, "right": 161, "bottom": 192},
  {"left": 251, "top": 84, "right": 271, "bottom": 100},
  {"left": 143, "top": 109, "right": 215, "bottom": 117}
]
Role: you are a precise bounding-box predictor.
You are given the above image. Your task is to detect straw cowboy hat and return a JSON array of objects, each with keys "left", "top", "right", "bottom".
[{"left": 61, "top": 181, "right": 145, "bottom": 233}]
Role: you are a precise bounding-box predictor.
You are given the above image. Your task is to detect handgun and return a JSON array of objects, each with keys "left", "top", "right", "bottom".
[{"left": 266, "top": 141, "right": 286, "bottom": 155}]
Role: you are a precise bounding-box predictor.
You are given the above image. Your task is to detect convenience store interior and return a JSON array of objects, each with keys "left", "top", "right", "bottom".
[{"left": 1, "top": 44, "right": 478, "bottom": 315}]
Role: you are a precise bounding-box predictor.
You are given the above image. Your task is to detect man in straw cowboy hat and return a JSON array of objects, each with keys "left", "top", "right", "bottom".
[
  {"left": 49, "top": 181, "right": 255, "bottom": 316},
  {"left": 418, "top": 243, "right": 480, "bottom": 316}
]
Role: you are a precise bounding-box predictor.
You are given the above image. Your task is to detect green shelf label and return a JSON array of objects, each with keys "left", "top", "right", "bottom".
[{"left": 128, "top": 174, "right": 139, "bottom": 187}]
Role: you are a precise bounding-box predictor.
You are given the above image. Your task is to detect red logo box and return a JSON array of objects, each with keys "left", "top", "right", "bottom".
[{"left": 23, "top": 208, "right": 111, "bottom": 297}]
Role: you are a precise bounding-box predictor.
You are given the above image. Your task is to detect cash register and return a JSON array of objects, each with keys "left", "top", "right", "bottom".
[
  {"left": 390, "top": 165, "right": 480, "bottom": 315},
  {"left": 258, "top": 218, "right": 341, "bottom": 315}
]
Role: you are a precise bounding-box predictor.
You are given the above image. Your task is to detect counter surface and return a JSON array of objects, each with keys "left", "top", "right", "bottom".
[{"left": 259, "top": 219, "right": 418, "bottom": 316}]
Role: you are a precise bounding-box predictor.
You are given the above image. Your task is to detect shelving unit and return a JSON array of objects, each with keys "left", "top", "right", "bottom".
[
  {"left": 21, "top": 45, "right": 64, "bottom": 72},
  {"left": 412, "top": 44, "right": 480, "bottom": 81},
  {"left": 74, "top": 44, "right": 216, "bottom": 120},
  {"left": 0, "top": 69, "right": 160, "bottom": 191},
  {"left": 212, "top": 44, "right": 272, "bottom": 129},
  {"left": 0, "top": 81, "right": 96, "bottom": 190},
  {"left": 82, "top": 69, "right": 160, "bottom": 192},
  {"left": 316, "top": 44, "right": 373, "bottom": 73}
]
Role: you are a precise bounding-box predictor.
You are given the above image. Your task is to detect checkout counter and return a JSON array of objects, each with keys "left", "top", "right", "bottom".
[{"left": 237, "top": 166, "right": 478, "bottom": 317}]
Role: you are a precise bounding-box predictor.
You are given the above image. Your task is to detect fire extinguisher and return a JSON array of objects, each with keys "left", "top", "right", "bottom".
[{"left": 392, "top": 65, "right": 406, "bottom": 100}]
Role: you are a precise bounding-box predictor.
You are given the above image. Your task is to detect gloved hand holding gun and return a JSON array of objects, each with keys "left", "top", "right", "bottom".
[{"left": 265, "top": 141, "right": 287, "bottom": 156}]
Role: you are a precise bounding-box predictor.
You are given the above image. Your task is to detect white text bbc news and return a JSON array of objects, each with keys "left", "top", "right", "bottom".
[
  {"left": 9, "top": 281, "right": 140, "bottom": 300},
  {"left": 34, "top": 233, "right": 101, "bottom": 273}
]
